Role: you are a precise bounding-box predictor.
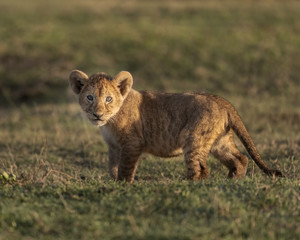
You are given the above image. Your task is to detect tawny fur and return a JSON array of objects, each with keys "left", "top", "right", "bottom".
[{"left": 69, "top": 70, "right": 283, "bottom": 182}]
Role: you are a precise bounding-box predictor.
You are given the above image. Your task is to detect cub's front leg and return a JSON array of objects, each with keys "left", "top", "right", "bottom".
[
  {"left": 117, "top": 146, "right": 142, "bottom": 183},
  {"left": 108, "top": 146, "right": 120, "bottom": 180}
]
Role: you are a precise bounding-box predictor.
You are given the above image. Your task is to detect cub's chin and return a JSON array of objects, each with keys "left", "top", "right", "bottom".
[
  {"left": 96, "top": 121, "right": 107, "bottom": 127},
  {"left": 86, "top": 116, "right": 106, "bottom": 127},
  {"left": 90, "top": 119, "right": 106, "bottom": 127}
]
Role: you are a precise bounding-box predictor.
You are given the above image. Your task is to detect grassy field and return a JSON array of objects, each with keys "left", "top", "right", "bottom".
[{"left": 0, "top": 0, "right": 299, "bottom": 239}]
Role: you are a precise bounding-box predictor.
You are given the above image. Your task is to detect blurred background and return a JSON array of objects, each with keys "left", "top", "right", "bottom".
[{"left": 0, "top": 0, "right": 299, "bottom": 106}]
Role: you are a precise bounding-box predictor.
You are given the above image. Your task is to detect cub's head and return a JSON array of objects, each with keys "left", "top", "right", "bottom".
[{"left": 69, "top": 70, "right": 133, "bottom": 127}]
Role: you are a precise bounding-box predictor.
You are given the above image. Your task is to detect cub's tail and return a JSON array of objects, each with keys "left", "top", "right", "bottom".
[{"left": 228, "top": 106, "right": 284, "bottom": 177}]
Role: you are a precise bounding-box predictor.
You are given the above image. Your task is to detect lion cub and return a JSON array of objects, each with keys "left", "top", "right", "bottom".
[{"left": 69, "top": 70, "right": 283, "bottom": 182}]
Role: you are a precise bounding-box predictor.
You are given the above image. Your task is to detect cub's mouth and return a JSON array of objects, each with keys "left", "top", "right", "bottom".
[
  {"left": 85, "top": 112, "right": 105, "bottom": 125},
  {"left": 92, "top": 118, "right": 104, "bottom": 121},
  {"left": 89, "top": 118, "right": 106, "bottom": 127}
]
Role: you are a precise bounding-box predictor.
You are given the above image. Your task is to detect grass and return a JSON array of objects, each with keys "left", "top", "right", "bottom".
[{"left": 0, "top": 0, "right": 299, "bottom": 239}]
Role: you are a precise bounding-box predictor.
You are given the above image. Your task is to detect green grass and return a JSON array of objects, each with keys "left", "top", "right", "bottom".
[{"left": 0, "top": 0, "right": 299, "bottom": 239}]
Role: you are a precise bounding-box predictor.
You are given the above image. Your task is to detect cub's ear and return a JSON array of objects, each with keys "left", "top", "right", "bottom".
[
  {"left": 114, "top": 71, "right": 133, "bottom": 98},
  {"left": 69, "top": 70, "right": 89, "bottom": 94}
]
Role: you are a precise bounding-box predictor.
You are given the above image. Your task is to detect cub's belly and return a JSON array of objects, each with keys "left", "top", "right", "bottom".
[{"left": 145, "top": 147, "right": 183, "bottom": 158}]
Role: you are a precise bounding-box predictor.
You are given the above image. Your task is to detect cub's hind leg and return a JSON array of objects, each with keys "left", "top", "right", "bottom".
[
  {"left": 183, "top": 135, "right": 217, "bottom": 180},
  {"left": 183, "top": 147, "right": 209, "bottom": 180},
  {"left": 211, "top": 130, "right": 248, "bottom": 178}
]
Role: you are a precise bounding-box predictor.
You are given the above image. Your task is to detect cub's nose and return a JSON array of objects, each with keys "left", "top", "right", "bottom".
[{"left": 93, "top": 113, "right": 103, "bottom": 120}]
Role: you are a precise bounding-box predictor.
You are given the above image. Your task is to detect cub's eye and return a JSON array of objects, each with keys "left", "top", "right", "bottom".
[
  {"left": 106, "top": 96, "right": 113, "bottom": 103},
  {"left": 87, "top": 95, "right": 94, "bottom": 101}
]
